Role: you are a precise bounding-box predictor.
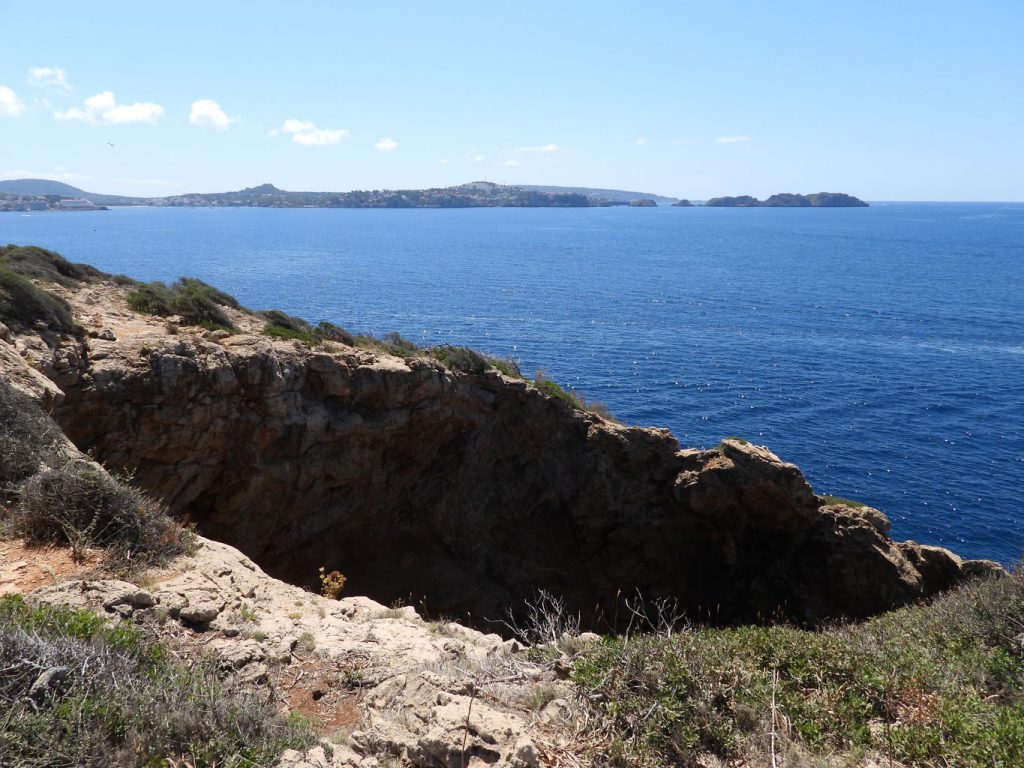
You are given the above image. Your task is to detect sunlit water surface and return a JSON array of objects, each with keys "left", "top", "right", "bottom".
[{"left": 4, "top": 202, "right": 1022, "bottom": 562}]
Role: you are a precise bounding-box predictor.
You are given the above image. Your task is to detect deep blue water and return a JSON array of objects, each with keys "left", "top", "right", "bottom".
[{"left": 3, "top": 203, "right": 1023, "bottom": 563}]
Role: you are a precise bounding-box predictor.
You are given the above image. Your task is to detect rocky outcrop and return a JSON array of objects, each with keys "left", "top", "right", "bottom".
[
  {"left": 706, "top": 192, "right": 869, "bottom": 207},
  {"left": 0, "top": 277, "right": 987, "bottom": 633},
  {"left": 27, "top": 534, "right": 567, "bottom": 767}
]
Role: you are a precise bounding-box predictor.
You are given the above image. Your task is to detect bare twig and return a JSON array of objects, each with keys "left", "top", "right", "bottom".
[
  {"left": 460, "top": 683, "right": 477, "bottom": 768},
  {"left": 770, "top": 668, "right": 780, "bottom": 768}
]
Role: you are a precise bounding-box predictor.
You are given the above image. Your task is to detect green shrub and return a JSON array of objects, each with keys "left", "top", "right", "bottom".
[
  {"left": 533, "top": 370, "right": 583, "bottom": 410},
  {"left": 0, "top": 266, "right": 79, "bottom": 334},
  {"left": 821, "top": 494, "right": 867, "bottom": 508},
  {"left": 126, "top": 278, "right": 239, "bottom": 329},
  {"left": 315, "top": 321, "right": 355, "bottom": 346},
  {"left": 488, "top": 356, "right": 523, "bottom": 378},
  {"left": 0, "top": 244, "right": 103, "bottom": 287},
  {"left": 380, "top": 331, "right": 419, "bottom": 356},
  {"left": 0, "top": 594, "right": 317, "bottom": 767},
  {"left": 262, "top": 324, "right": 319, "bottom": 345},
  {"left": 0, "top": 382, "right": 64, "bottom": 485},
  {"left": 12, "top": 461, "right": 190, "bottom": 566},
  {"left": 571, "top": 571, "right": 1024, "bottom": 767},
  {"left": 429, "top": 344, "right": 487, "bottom": 374},
  {"left": 259, "top": 309, "right": 308, "bottom": 332},
  {"left": 354, "top": 331, "right": 422, "bottom": 357}
]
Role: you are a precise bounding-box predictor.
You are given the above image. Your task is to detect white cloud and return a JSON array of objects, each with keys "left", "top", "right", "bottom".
[
  {"left": 438, "top": 158, "right": 450, "bottom": 165},
  {"left": 471, "top": 154, "right": 486, "bottom": 162},
  {"left": 374, "top": 137, "right": 398, "bottom": 151},
  {"left": 27, "top": 66, "right": 71, "bottom": 91},
  {"left": 501, "top": 159, "right": 521, "bottom": 167},
  {"left": 715, "top": 135, "right": 751, "bottom": 144},
  {"left": 514, "top": 143, "right": 560, "bottom": 153},
  {"left": 634, "top": 138, "right": 646, "bottom": 145},
  {"left": 276, "top": 119, "right": 349, "bottom": 146},
  {"left": 189, "top": 99, "right": 231, "bottom": 131},
  {"left": 55, "top": 91, "right": 164, "bottom": 125},
  {"left": 0, "top": 86, "right": 26, "bottom": 117}
]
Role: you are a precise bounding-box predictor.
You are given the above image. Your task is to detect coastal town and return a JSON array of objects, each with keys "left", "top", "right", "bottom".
[{"left": 0, "top": 194, "right": 107, "bottom": 212}]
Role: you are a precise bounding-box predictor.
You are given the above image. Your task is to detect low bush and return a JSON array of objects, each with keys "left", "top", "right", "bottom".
[
  {"left": 353, "top": 330, "right": 422, "bottom": 357},
  {"left": 0, "top": 266, "right": 79, "bottom": 334},
  {"left": 571, "top": 570, "right": 1024, "bottom": 767},
  {"left": 0, "top": 244, "right": 103, "bottom": 287},
  {"left": 0, "top": 594, "right": 317, "bottom": 767},
  {"left": 315, "top": 320, "right": 355, "bottom": 346},
  {"left": 11, "top": 460, "right": 190, "bottom": 566},
  {"left": 126, "top": 277, "right": 239, "bottom": 329},
  {"left": 429, "top": 344, "right": 488, "bottom": 374},
  {"left": 533, "top": 370, "right": 583, "bottom": 410},
  {"left": 380, "top": 330, "right": 419, "bottom": 356},
  {"left": 821, "top": 494, "right": 867, "bottom": 508},
  {"left": 0, "top": 382, "right": 64, "bottom": 485},
  {"left": 488, "top": 355, "right": 523, "bottom": 378},
  {"left": 262, "top": 323, "right": 319, "bottom": 345}
]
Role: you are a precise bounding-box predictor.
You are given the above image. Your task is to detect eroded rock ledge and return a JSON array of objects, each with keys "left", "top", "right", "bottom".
[{"left": 6, "top": 273, "right": 999, "bottom": 630}]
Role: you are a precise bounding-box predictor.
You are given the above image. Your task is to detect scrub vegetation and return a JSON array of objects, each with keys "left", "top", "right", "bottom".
[
  {"left": 571, "top": 571, "right": 1024, "bottom": 767},
  {"left": 0, "top": 595, "right": 317, "bottom": 768}
]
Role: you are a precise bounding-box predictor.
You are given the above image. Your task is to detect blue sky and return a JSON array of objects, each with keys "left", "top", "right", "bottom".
[{"left": 2, "top": 1, "right": 1021, "bottom": 200}]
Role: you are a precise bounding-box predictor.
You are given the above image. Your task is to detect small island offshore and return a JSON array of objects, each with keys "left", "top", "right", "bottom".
[{"left": 705, "top": 192, "right": 869, "bottom": 207}]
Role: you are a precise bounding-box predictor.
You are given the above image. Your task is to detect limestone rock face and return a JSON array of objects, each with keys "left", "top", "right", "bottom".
[{"left": 36, "top": 298, "right": 998, "bottom": 629}]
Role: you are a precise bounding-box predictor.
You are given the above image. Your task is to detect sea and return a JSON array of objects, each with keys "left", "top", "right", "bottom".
[{"left": 3, "top": 202, "right": 1022, "bottom": 564}]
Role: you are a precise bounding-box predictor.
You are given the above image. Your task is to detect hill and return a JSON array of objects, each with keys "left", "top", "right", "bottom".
[{"left": 0, "top": 179, "right": 143, "bottom": 205}]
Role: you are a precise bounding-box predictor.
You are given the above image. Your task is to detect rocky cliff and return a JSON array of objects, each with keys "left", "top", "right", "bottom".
[{"left": 1, "top": 249, "right": 996, "bottom": 632}]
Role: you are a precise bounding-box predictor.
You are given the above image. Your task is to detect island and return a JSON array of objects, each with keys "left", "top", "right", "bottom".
[
  {"left": 628, "top": 198, "right": 658, "bottom": 207},
  {"left": 705, "top": 192, "right": 869, "bottom": 207}
]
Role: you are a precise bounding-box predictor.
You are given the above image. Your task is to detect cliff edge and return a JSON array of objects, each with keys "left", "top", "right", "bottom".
[{"left": 0, "top": 246, "right": 997, "bottom": 632}]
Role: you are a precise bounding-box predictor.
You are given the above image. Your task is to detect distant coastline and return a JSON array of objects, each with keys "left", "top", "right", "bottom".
[
  {"left": 0, "top": 178, "right": 869, "bottom": 211},
  {"left": 0, "top": 179, "right": 674, "bottom": 211}
]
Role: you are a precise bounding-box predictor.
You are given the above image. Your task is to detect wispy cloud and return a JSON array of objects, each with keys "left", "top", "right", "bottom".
[
  {"left": 438, "top": 158, "right": 451, "bottom": 165},
  {"left": 715, "top": 135, "right": 751, "bottom": 144},
  {"left": 27, "top": 66, "right": 71, "bottom": 91},
  {"left": 0, "top": 86, "right": 26, "bottom": 117},
  {"left": 189, "top": 99, "right": 232, "bottom": 131},
  {"left": 634, "top": 138, "right": 646, "bottom": 145},
  {"left": 501, "top": 159, "right": 521, "bottom": 167},
  {"left": 55, "top": 91, "right": 164, "bottom": 125},
  {"left": 274, "top": 119, "right": 349, "bottom": 146},
  {"left": 471, "top": 154, "right": 486, "bottom": 162},
  {"left": 514, "top": 143, "right": 560, "bottom": 153},
  {"left": 374, "top": 137, "right": 398, "bottom": 151}
]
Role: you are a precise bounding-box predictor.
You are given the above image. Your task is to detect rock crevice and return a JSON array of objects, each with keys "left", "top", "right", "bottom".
[{"left": 28, "top": 285, "right": 996, "bottom": 629}]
